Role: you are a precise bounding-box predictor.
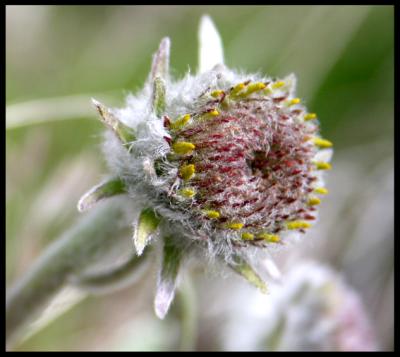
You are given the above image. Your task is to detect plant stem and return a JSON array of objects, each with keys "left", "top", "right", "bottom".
[
  {"left": 178, "top": 275, "right": 198, "bottom": 351},
  {"left": 6, "top": 198, "right": 133, "bottom": 348}
]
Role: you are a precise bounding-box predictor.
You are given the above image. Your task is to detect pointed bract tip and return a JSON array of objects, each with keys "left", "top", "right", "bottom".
[
  {"left": 200, "top": 15, "right": 216, "bottom": 32},
  {"left": 230, "top": 256, "right": 268, "bottom": 293},
  {"left": 159, "top": 37, "right": 171, "bottom": 51},
  {"left": 91, "top": 98, "right": 109, "bottom": 119},
  {"left": 151, "top": 37, "right": 171, "bottom": 81},
  {"left": 91, "top": 97, "right": 101, "bottom": 107},
  {"left": 133, "top": 208, "right": 160, "bottom": 256},
  {"left": 91, "top": 98, "right": 136, "bottom": 144},
  {"left": 154, "top": 283, "right": 176, "bottom": 319},
  {"left": 154, "top": 236, "right": 182, "bottom": 319},
  {"left": 283, "top": 73, "right": 297, "bottom": 95},
  {"left": 77, "top": 197, "right": 89, "bottom": 213},
  {"left": 135, "top": 244, "right": 145, "bottom": 256},
  {"left": 198, "top": 15, "right": 224, "bottom": 73},
  {"left": 77, "top": 178, "right": 126, "bottom": 213}
]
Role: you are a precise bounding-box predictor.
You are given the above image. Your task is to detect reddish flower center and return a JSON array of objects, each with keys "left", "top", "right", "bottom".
[{"left": 167, "top": 91, "right": 319, "bottom": 238}]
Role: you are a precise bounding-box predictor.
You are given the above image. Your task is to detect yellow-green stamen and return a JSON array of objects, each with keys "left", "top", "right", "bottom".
[
  {"left": 180, "top": 164, "right": 195, "bottom": 181},
  {"left": 172, "top": 141, "right": 195, "bottom": 155},
  {"left": 286, "top": 221, "right": 311, "bottom": 230},
  {"left": 241, "top": 232, "right": 254, "bottom": 240},
  {"left": 203, "top": 210, "right": 220, "bottom": 219}
]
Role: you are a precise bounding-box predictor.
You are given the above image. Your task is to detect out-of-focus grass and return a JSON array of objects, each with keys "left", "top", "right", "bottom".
[{"left": 6, "top": 5, "right": 394, "bottom": 351}]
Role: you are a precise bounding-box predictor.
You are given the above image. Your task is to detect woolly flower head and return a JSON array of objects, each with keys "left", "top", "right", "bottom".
[{"left": 78, "top": 16, "right": 333, "bottom": 318}]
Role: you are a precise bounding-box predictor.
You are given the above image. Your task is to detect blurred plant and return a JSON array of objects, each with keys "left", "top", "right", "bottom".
[
  {"left": 220, "top": 261, "right": 378, "bottom": 351},
  {"left": 6, "top": 14, "right": 333, "bottom": 348}
]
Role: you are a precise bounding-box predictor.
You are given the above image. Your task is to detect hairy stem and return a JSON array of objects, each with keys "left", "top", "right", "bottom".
[{"left": 6, "top": 198, "right": 133, "bottom": 348}]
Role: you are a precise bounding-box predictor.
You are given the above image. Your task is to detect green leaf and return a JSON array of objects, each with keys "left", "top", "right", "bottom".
[
  {"left": 229, "top": 255, "right": 267, "bottom": 293},
  {"left": 133, "top": 208, "right": 160, "bottom": 256},
  {"left": 154, "top": 236, "right": 183, "bottom": 319},
  {"left": 77, "top": 177, "right": 126, "bottom": 212}
]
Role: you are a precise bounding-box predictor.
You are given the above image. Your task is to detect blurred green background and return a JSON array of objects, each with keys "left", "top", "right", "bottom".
[{"left": 6, "top": 5, "right": 394, "bottom": 351}]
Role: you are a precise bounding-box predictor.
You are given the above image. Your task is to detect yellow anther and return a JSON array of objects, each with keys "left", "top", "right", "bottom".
[
  {"left": 199, "top": 109, "right": 220, "bottom": 120},
  {"left": 271, "top": 81, "right": 285, "bottom": 89},
  {"left": 307, "top": 197, "right": 321, "bottom": 206},
  {"left": 179, "top": 164, "right": 195, "bottom": 181},
  {"left": 208, "top": 109, "right": 220, "bottom": 116},
  {"left": 211, "top": 90, "right": 224, "bottom": 98},
  {"left": 257, "top": 232, "right": 281, "bottom": 243},
  {"left": 203, "top": 210, "right": 220, "bottom": 219},
  {"left": 241, "top": 232, "right": 254, "bottom": 241},
  {"left": 304, "top": 113, "right": 317, "bottom": 121},
  {"left": 226, "top": 222, "right": 244, "bottom": 230},
  {"left": 289, "top": 98, "right": 301, "bottom": 106},
  {"left": 240, "top": 82, "right": 267, "bottom": 97},
  {"left": 286, "top": 221, "right": 312, "bottom": 230},
  {"left": 312, "top": 137, "right": 333, "bottom": 148},
  {"left": 314, "top": 187, "right": 329, "bottom": 195},
  {"left": 179, "top": 188, "right": 196, "bottom": 198},
  {"left": 255, "top": 82, "right": 267, "bottom": 90},
  {"left": 314, "top": 161, "right": 332, "bottom": 170},
  {"left": 172, "top": 141, "right": 195, "bottom": 155},
  {"left": 170, "top": 114, "right": 191, "bottom": 130},
  {"left": 230, "top": 82, "right": 247, "bottom": 96}
]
